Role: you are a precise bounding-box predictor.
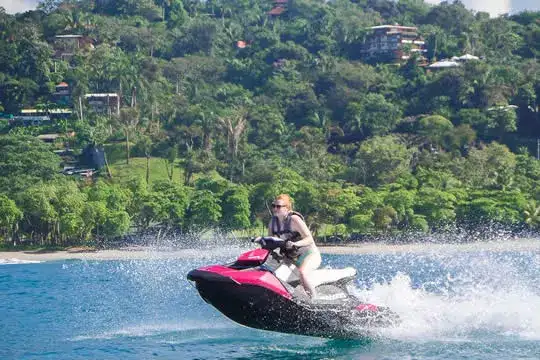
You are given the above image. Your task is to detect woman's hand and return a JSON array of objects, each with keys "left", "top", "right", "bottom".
[{"left": 284, "top": 240, "right": 296, "bottom": 250}]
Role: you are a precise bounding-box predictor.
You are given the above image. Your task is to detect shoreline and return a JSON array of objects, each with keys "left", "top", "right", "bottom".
[{"left": 1, "top": 238, "right": 539, "bottom": 262}]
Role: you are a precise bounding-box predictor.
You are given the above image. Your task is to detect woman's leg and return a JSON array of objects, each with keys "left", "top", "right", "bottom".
[{"left": 298, "top": 251, "right": 322, "bottom": 298}]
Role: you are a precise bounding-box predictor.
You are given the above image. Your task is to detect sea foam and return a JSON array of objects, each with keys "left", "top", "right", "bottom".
[{"left": 0, "top": 258, "right": 42, "bottom": 265}]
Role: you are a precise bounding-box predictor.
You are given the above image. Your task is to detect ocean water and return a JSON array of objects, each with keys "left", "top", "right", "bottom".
[{"left": 1, "top": 245, "right": 540, "bottom": 359}]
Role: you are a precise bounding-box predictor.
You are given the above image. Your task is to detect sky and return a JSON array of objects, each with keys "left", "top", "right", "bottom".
[
  {"left": 1, "top": 0, "right": 540, "bottom": 17},
  {"left": 0, "top": 0, "right": 39, "bottom": 14},
  {"left": 425, "top": 0, "right": 539, "bottom": 16}
]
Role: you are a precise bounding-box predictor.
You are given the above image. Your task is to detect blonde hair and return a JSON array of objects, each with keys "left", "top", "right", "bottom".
[{"left": 274, "top": 194, "right": 293, "bottom": 211}]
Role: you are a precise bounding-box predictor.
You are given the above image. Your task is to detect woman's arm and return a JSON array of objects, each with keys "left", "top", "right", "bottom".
[{"left": 290, "top": 215, "right": 315, "bottom": 247}]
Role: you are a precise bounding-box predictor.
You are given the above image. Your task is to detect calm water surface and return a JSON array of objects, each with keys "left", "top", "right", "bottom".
[{"left": 1, "top": 245, "right": 540, "bottom": 359}]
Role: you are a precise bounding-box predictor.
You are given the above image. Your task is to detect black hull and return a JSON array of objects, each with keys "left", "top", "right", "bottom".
[{"left": 190, "top": 274, "right": 392, "bottom": 338}]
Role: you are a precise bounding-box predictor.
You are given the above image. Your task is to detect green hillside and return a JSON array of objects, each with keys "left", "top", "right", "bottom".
[{"left": 0, "top": 0, "right": 539, "bottom": 246}]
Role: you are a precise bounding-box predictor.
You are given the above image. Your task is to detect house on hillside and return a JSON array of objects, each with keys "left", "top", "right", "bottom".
[
  {"left": 427, "top": 59, "right": 461, "bottom": 70},
  {"left": 84, "top": 93, "right": 120, "bottom": 116},
  {"left": 362, "top": 25, "right": 426, "bottom": 63},
  {"left": 236, "top": 40, "right": 248, "bottom": 49},
  {"left": 53, "top": 82, "right": 71, "bottom": 106},
  {"left": 455, "top": 53, "right": 480, "bottom": 61},
  {"left": 10, "top": 108, "right": 73, "bottom": 126},
  {"left": 53, "top": 34, "right": 94, "bottom": 61},
  {"left": 11, "top": 109, "right": 51, "bottom": 126},
  {"left": 427, "top": 53, "right": 481, "bottom": 71},
  {"left": 268, "top": 0, "right": 288, "bottom": 16}
]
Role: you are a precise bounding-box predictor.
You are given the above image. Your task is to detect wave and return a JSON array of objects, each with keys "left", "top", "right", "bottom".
[{"left": 0, "top": 258, "right": 42, "bottom": 265}]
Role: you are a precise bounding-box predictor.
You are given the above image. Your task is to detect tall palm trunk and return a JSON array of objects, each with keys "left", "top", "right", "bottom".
[
  {"left": 125, "top": 131, "right": 130, "bottom": 164},
  {"left": 146, "top": 153, "right": 150, "bottom": 186}
]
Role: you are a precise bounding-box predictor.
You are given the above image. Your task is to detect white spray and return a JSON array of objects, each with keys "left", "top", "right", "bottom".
[{"left": 351, "top": 251, "right": 540, "bottom": 341}]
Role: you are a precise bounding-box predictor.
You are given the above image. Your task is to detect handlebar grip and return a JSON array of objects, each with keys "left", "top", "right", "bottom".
[{"left": 251, "top": 236, "right": 264, "bottom": 244}]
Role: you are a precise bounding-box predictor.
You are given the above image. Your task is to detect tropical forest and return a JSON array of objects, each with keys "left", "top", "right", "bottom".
[{"left": 0, "top": 0, "right": 539, "bottom": 248}]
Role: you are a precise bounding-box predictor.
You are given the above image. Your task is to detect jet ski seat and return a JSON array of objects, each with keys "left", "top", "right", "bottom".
[{"left": 311, "top": 267, "right": 357, "bottom": 288}]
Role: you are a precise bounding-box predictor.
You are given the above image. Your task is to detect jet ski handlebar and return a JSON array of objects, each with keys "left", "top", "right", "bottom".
[{"left": 251, "top": 236, "right": 287, "bottom": 251}]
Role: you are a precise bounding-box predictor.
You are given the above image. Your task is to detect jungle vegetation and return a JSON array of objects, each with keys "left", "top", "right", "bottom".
[{"left": 0, "top": 0, "right": 539, "bottom": 247}]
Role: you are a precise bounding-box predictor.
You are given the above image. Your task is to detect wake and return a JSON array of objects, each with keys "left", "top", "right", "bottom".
[{"left": 349, "top": 251, "right": 540, "bottom": 341}]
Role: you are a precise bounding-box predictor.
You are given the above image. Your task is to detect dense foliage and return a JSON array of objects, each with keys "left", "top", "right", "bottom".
[{"left": 0, "top": 0, "right": 539, "bottom": 246}]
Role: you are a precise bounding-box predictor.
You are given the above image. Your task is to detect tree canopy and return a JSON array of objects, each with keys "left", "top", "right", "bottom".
[{"left": 0, "top": 0, "right": 539, "bottom": 246}]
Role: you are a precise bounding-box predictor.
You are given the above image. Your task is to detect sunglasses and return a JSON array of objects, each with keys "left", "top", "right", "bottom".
[{"left": 271, "top": 203, "right": 286, "bottom": 209}]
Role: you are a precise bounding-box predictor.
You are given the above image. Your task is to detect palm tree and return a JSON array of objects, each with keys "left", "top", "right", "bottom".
[
  {"left": 218, "top": 107, "right": 248, "bottom": 160},
  {"left": 524, "top": 201, "right": 540, "bottom": 229},
  {"left": 218, "top": 107, "right": 248, "bottom": 181},
  {"left": 194, "top": 110, "right": 216, "bottom": 152},
  {"left": 117, "top": 107, "right": 141, "bottom": 164}
]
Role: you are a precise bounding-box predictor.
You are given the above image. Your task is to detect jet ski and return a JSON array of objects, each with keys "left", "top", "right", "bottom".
[{"left": 187, "top": 236, "right": 399, "bottom": 338}]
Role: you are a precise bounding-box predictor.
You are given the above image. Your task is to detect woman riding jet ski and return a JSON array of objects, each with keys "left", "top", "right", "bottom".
[{"left": 187, "top": 236, "right": 399, "bottom": 339}]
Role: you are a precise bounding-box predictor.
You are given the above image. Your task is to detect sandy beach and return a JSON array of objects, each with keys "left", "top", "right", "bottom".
[{"left": 1, "top": 238, "right": 539, "bottom": 262}]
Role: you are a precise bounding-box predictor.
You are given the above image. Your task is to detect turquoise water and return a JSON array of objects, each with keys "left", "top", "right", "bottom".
[{"left": 2, "top": 246, "right": 540, "bottom": 359}]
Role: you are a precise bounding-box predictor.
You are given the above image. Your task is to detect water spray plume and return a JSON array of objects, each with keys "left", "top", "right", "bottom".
[{"left": 349, "top": 250, "right": 540, "bottom": 341}]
